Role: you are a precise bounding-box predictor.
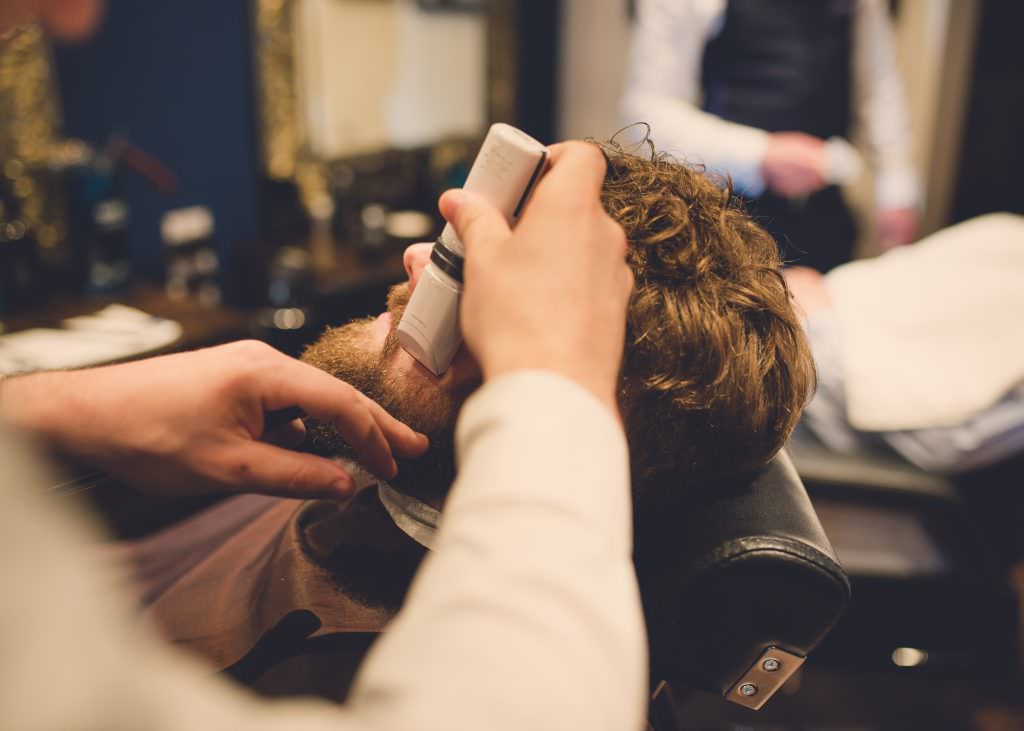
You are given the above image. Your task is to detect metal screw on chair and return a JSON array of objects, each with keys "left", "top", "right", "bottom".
[
  {"left": 762, "top": 658, "right": 781, "bottom": 672},
  {"left": 738, "top": 683, "right": 758, "bottom": 697}
]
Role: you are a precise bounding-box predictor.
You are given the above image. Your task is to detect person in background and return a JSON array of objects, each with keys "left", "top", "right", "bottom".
[{"left": 622, "top": 0, "right": 921, "bottom": 272}]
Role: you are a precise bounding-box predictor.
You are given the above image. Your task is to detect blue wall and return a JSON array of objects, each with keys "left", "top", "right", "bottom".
[{"left": 53, "top": 0, "right": 260, "bottom": 302}]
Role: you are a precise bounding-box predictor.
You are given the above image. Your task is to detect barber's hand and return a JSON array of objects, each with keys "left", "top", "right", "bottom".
[
  {"left": 876, "top": 206, "right": 918, "bottom": 251},
  {"left": 439, "top": 141, "right": 633, "bottom": 415},
  {"left": 0, "top": 341, "right": 428, "bottom": 499},
  {"left": 763, "top": 132, "right": 827, "bottom": 198}
]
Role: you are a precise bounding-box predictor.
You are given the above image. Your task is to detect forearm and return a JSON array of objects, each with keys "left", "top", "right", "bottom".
[
  {"left": 0, "top": 367, "right": 156, "bottom": 465},
  {"left": 0, "top": 370, "right": 92, "bottom": 450},
  {"left": 0, "top": 371, "right": 122, "bottom": 494}
]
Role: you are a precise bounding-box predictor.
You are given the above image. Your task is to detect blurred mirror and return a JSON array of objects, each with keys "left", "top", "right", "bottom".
[
  {"left": 293, "top": 0, "right": 486, "bottom": 159},
  {"left": 253, "top": 0, "right": 495, "bottom": 193},
  {"left": 251, "top": 0, "right": 514, "bottom": 328}
]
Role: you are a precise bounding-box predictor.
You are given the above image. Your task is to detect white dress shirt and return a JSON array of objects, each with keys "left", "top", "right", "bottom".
[
  {"left": 0, "top": 370, "right": 646, "bottom": 731},
  {"left": 621, "top": 0, "right": 921, "bottom": 209}
]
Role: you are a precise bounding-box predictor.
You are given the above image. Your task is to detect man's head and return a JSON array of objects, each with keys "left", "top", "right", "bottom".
[
  {"left": 302, "top": 136, "right": 814, "bottom": 501},
  {"left": 604, "top": 139, "right": 814, "bottom": 490}
]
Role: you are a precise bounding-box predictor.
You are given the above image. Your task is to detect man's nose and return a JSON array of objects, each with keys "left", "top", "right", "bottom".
[{"left": 403, "top": 243, "right": 432, "bottom": 293}]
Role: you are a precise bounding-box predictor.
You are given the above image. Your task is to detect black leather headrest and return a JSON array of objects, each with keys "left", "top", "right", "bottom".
[{"left": 633, "top": 450, "right": 850, "bottom": 697}]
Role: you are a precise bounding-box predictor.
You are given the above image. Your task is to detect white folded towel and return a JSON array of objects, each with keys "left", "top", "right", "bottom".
[{"left": 825, "top": 213, "right": 1024, "bottom": 431}]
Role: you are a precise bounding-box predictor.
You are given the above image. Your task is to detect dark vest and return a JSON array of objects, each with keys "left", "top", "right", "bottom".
[
  {"left": 700, "top": 0, "right": 858, "bottom": 272},
  {"left": 701, "top": 0, "right": 854, "bottom": 140}
]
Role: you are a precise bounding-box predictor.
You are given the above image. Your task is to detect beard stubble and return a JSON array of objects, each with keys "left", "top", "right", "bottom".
[{"left": 299, "top": 285, "right": 475, "bottom": 505}]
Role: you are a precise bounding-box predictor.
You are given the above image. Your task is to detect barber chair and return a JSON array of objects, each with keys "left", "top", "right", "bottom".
[
  {"left": 786, "top": 429, "right": 1020, "bottom": 691},
  {"left": 73, "top": 445, "right": 854, "bottom": 724},
  {"left": 634, "top": 449, "right": 851, "bottom": 723}
]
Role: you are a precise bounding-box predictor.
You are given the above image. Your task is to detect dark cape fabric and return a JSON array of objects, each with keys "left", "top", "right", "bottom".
[
  {"left": 118, "top": 488, "right": 678, "bottom": 729},
  {"left": 118, "top": 488, "right": 425, "bottom": 702}
]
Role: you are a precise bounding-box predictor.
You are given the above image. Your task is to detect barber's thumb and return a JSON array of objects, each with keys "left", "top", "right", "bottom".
[
  {"left": 439, "top": 189, "right": 510, "bottom": 252},
  {"left": 232, "top": 442, "right": 355, "bottom": 500}
]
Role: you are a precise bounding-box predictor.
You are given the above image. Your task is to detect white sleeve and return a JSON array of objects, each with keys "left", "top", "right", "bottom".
[
  {"left": 0, "top": 370, "right": 645, "bottom": 731},
  {"left": 346, "top": 370, "right": 647, "bottom": 731},
  {"left": 851, "top": 0, "right": 922, "bottom": 210},
  {"left": 621, "top": 0, "right": 769, "bottom": 194}
]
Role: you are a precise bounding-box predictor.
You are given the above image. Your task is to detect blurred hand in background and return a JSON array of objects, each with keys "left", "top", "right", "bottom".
[
  {"left": 876, "top": 206, "right": 919, "bottom": 251},
  {"left": 762, "top": 132, "right": 828, "bottom": 199},
  {"left": 0, "top": 0, "right": 104, "bottom": 41}
]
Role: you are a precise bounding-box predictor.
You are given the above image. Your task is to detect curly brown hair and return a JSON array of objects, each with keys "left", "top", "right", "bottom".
[{"left": 601, "top": 134, "right": 815, "bottom": 490}]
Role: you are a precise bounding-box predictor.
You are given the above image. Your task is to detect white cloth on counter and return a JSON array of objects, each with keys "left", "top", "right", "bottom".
[
  {"left": 824, "top": 214, "right": 1024, "bottom": 432},
  {"left": 0, "top": 370, "right": 645, "bottom": 731},
  {"left": 0, "top": 305, "right": 182, "bottom": 375}
]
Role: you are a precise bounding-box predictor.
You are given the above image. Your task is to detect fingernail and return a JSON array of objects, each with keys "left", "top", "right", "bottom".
[{"left": 387, "top": 458, "right": 399, "bottom": 480}]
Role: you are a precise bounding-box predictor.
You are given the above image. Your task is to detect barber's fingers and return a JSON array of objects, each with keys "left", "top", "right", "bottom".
[
  {"left": 220, "top": 441, "right": 356, "bottom": 499},
  {"left": 438, "top": 142, "right": 606, "bottom": 245},
  {"left": 538, "top": 141, "right": 608, "bottom": 203},
  {"left": 438, "top": 189, "right": 511, "bottom": 255},
  {"left": 256, "top": 356, "right": 429, "bottom": 479},
  {"left": 544, "top": 141, "right": 607, "bottom": 180}
]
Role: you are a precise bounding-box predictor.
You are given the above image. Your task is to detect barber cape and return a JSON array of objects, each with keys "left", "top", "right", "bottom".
[
  {"left": 118, "top": 488, "right": 426, "bottom": 701},
  {"left": 824, "top": 213, "right": 1024, "bottom": 431}
]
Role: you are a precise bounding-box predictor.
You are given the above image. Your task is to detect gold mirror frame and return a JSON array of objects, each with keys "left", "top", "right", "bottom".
[
  {"left": 251, "top": 0, "right": 327, "bottom": 211},
  {"left": 0, "top": 24, "right": 71, "bottom": 256},
  {"left": 251, "top": 0, "right": 518, "bottom": 213}
]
